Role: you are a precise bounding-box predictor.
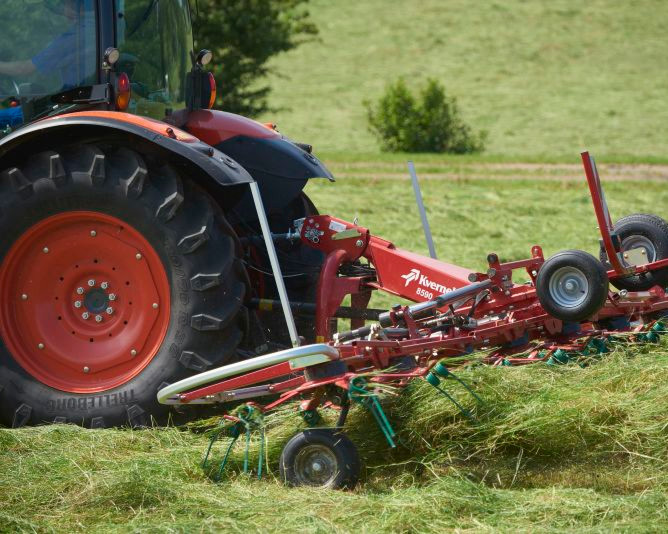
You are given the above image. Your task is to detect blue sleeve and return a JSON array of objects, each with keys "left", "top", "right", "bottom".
[
  {"left": 0, "top": 106, "right": 24, "bottom": 128},
  {"left": 32, "top": 29, "right": 76, "bottom": 74}
]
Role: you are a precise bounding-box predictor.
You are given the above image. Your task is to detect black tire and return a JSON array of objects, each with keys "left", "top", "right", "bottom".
[
  {"left": 0, "top": 143, "right": 248, "bottom": 428},
  {"left": 536, "top": 249, "right": 609, "bottom": 322},
  {"left": 599, "top": 213, "right": 668, "bottom": 291},
  {"left": 279, "top": 428, "right": 360, "bottom": 489}
]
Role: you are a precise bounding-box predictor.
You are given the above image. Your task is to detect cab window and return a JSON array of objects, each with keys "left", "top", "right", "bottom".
[{"left": 115, "top": 0, "right": 194, "bottom": 120}]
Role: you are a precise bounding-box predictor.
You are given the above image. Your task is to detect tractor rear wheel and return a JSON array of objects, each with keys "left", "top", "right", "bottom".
[{"left": 0, "top": 143, "right": 248, "bottom": 428}]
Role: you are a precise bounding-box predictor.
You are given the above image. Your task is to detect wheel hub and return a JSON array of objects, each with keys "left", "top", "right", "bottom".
[
  {"left": 621, "top": 235, "right": 656, "bottom": 266},
  {"left": 83, "top": 286, "right": 110, "bottom": 314},
  {"left": 294, "top": 444, "right": 338, "bottom": 486},
  {"left": 0, "top": 211, "right": 171, "bottom": 393},
  {"left": 549, "top": 266, "right": 589, "bottom": 309}
]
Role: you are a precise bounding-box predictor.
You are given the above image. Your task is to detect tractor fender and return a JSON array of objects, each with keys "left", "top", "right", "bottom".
[
  {"left": 0, "top": 111, "right": 253, "bottom": 208},
  {"left": 186, "top": 110, "right": 334, "bottom": 218}
]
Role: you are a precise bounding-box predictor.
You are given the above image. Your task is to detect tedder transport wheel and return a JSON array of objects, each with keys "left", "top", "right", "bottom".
[
  {"left": 599, "top": 213, "right": 668, "bottom": 291},
  {"left": 0, "top": 144, "right": 248, "bottom": 428},
  {"left": 280, "top": 429, "right": 360, "bottom": 489},
  {"left": 536, "top": 250, "right": 609, "bottom": 322}
]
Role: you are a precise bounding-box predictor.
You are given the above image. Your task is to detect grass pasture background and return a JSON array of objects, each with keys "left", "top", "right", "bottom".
[
  {"left": 4, "top": 1, "right": 668, "bottom": 532},
  {"left": 260, "top": 0, "right": 668, "bottom": 161}
]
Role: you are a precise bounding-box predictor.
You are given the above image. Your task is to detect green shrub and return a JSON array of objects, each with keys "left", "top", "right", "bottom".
[{"left": 365, "top": 78, "right": 486, "bottom": 153}]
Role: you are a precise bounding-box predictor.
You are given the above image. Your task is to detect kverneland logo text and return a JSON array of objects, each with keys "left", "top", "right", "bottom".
[{"left": 401, "top": 268, "right": 454, "bottom": 294}]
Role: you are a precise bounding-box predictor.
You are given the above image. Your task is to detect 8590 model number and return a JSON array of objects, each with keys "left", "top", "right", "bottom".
[{"left": 416, "top": 287, "right": 433, "bottom": 300}]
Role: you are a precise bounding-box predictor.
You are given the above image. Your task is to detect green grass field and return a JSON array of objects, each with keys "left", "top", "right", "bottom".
[
  {"left": 4, "top": 171, "right": 668, "bottom": 532},
  {"left": 259, "top": 0, "right": 668, "bottom": 161},
  {"left": 4, "top": 2, "right": 668, "bottom": 531}
]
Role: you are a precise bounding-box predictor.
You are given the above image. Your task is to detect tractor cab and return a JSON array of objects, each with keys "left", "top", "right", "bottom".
[{"left": 0, "top": 0, "right": 198, "bottom": 136}]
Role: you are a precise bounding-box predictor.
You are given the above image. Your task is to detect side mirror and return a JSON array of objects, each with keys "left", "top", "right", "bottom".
[
  {"left": 195, "top": 49, "right": 213, "bottom": 68},
  {"left": 187, "top": 50, "right": 216, "bottom": 110}
]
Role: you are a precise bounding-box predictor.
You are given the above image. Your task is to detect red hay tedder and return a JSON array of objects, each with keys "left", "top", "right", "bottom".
[{"left": 158, "top": 152, "right": 668, "bottom": 489}]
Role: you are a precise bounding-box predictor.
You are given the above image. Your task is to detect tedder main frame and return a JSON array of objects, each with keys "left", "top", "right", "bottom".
[{"left": 158, "top": 153, "right": 668, "bottom": 489}]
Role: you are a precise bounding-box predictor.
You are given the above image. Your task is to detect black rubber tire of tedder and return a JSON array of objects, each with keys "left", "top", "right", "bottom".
[
  {"left": 0, "top": 143, "right": 248, "bottom": 428},
  {"left": 536, "top": 249, "right": 609, "bottom": 322},
  {"left": 279, "top": 429, "right": 360, "bottom": 489},
  {"left": 599, "top": 213, "right": 668, "bottom": 291}
]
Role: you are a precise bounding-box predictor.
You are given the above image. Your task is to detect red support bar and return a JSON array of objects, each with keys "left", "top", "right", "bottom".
[{"left": 581, "top": 151, "right": 628, "bottom": 275}]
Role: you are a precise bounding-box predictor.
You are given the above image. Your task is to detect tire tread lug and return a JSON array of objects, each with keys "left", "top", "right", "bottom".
[
  {"left": 4, "top": 167, "right": 33, "bottom": 197},
  {"left": 90, "top": 416, "right": 106, "bottom": 429},
  {"left": 12, "top": 403, "right": 32, "bottom": 428},
  {"left": 178, "top": 350, "right": 212, "bottom": 371},
  {"left": 190, "top": 272, "right": 222, "bottom": 291},
  {"left": 178, "top": 224, "right": 210, "bottom": 254}
]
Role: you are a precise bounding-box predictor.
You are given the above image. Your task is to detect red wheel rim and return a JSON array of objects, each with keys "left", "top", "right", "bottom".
[{"left": 0, "top": 211, "right": 171, "bottom": 393}]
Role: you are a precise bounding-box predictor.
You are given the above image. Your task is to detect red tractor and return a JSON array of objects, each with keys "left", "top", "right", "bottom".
[{"left": 0, "top": 0, "right": 331, "bottom": 428}]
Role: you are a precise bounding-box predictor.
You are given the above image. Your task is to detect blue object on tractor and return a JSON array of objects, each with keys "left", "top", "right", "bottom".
[{"left": 0, "top": 106, "right": 23, "bottom": 129}]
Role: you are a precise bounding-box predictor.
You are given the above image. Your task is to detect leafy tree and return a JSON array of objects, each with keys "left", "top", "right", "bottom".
[
  {"left": 193, "top": 0, "right": 318, "bottom": 116},
  {"left": 365, "top": 78, "right": 487, "bottom": 153}
]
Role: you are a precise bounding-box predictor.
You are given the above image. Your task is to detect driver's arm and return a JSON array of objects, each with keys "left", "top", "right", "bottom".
[{"left": 0, "top": 60, "right": 35, "bottom": 78}]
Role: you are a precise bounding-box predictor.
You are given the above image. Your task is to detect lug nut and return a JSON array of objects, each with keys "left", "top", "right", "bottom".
[
  {"left": 90, "top": 230, "right": 97, "bottom": 237},
  {"left": 76, "top": 287, "right": 84, "bottom": 295},
  {"left": 95, "top": 315, "right": 103, "bottom": 323},
  {"left": 74, "top": 300, "right": 82, "bottom": 308},
  {"left": 21, "top": 294, "right": 28, "bottom": 300},
  {"left": 152, "top": 302, "right": 158, "bottom": 309},
  {"left": 82, "top": 312, "right": 90, "bottom": 320},
  {"left": 106, "top": 307, "right": 114, "bottom": 315},
  {"left": 130, "top": 349, "right": 137, "bottom": 357},
  {"left": 135, "top": 253, "right": 142, "bottom": 260},
  {"left": 83, "top": 366, "right": 90, "bottom": 373},
  {"left": 108, "top": 293, "right": 116, "bottom": 301},
  {"left": 42, "top": 247, "right": 49, "bottom": 254},
  {"left": 88, "top": 279, "right": 95, "bottom": 287},
  {"left": 100, "top": 282, "right": 109, "bottom": 289},
  {"left": 38, "top": 343, "right": 44, "bottom": 350}
]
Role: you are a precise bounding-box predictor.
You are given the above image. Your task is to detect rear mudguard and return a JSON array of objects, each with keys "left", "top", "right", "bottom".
[
  {"left": 0, "top": 111, "right": 253, "bottom": 209},
  {"left": 186, "top": 110, "right": 334, "bottom": 219}
]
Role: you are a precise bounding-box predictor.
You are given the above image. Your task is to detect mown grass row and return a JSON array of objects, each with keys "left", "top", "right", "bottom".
[{"left": 2, "top": 343, "right": 668, "bottom": 532}]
